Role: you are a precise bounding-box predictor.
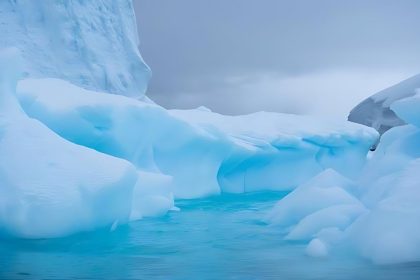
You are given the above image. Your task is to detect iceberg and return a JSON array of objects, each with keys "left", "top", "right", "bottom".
[
  {"left": 0, "top": 0, "right": 150, "bottom": 98},
  {"left": 268, "top": 86, "right": 420, "bottom": 264},
  {"left": 3, "top": 2, "right": 414, "bottom": 268},
  {"left": 17, "top": 78, "right": 378, "bottom": 199},
  {"left": 0, "top": 49, "right": 140, "bottom": 238}
]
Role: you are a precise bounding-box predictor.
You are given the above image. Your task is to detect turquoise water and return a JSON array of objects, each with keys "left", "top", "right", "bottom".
[{"left": 1, "top": 191, "right": 420, "bottom": 279}]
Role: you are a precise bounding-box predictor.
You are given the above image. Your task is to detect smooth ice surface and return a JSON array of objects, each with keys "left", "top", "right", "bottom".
[
  {"left": 267, "top": 169, "right": 365, "bottom": 240},
  {"left": 0, "top": 0, "right": 150, "bottom": 97},
  {"left": 131, "top": 170, "right": 175, "bottom": 220},
  {"left": 17, "top": 78, "right": 378, "bottom": 199},
  {"left": 0, "top": 49, "right": 139, "bottom": 238},
  {"left": 348, "top": 74, "right": 420, "bottom": 135},
  {"left": 1, "top": 192, "right": 419, "bottom": 280},
  {"left": 306, "top": 238, "right": 329, "bottom": 258}
]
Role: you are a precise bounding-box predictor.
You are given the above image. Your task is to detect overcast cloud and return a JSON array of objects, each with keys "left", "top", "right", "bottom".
[{"left": 134, "top": 0, "right": 420, "bottom": 119}]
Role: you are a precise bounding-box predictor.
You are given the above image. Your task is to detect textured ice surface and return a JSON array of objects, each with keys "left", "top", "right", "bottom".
[
  {"left": 0, "top": 49, "right": 139, "bottom": 238},
  {"left": 17, "top": 78, "right": 378, "bottom": 199},
  {"left": 0, "top": 0, "right": 150, "bottom": 97}
]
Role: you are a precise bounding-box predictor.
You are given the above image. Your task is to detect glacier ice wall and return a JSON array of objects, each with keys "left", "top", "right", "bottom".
[{"left": 0, "top": 0, "right": 151, "bottom": 98}]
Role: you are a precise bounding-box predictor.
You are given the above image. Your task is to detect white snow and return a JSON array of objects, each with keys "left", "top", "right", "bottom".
[{"left": 0, "top": 0, "right": 150, "bottom": 98}]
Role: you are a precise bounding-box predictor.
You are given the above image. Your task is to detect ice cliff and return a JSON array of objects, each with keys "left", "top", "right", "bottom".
[{"left": 0, "top": 0, "right": 150, "bottom": 98}]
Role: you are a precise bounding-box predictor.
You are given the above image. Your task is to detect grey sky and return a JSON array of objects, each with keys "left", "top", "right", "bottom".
[{"left": 134, "top": 0, "right": 420, "bottom": 119}]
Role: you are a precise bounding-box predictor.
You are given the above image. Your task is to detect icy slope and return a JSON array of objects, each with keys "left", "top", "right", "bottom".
[
  {"left": 17, "top": 78, "right": 378, "bottom": 199},
  {"left": 348, "top": 74, "right": 420, "bottom": 135},
  {"left": 269, "top": 92, "right": 420, "bottom": 264},
  {"left": 0, "top": 49, "right": 139, "bottom": 238},
  {"left": 392, "top": 90, "right": 420, "bottom": 128},
  {"left": 0, "top": 0, "right": 150, "bottom": 97}
]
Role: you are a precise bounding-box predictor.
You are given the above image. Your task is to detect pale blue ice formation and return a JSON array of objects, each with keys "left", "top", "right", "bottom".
[
  {"left": 0, "top": 0, "right": 419, "bottom": 270},
  {"left": 269, "top": 89, "right": 420, "bottom": 264}
]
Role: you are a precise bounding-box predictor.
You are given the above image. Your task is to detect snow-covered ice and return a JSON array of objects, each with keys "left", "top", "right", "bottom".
[{"left": 0, "top": 0, "right": 150, "bottom": 97}]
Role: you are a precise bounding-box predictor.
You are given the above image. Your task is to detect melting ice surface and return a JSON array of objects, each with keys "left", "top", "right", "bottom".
[{"left": 1, "top": 192, "right": 420, "bottom": 280}]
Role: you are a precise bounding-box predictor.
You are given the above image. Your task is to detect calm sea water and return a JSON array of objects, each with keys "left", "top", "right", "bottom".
[{"left": 1, "top": 191, "right": 419, "bottom": 280}]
